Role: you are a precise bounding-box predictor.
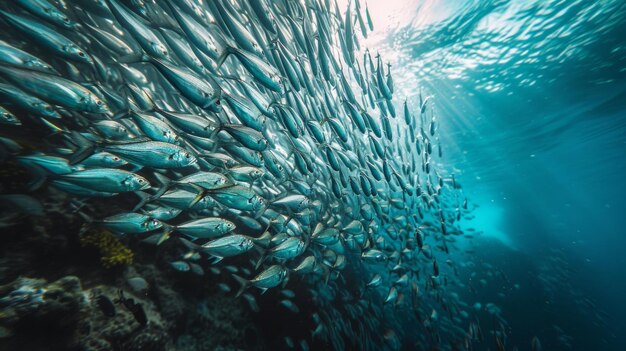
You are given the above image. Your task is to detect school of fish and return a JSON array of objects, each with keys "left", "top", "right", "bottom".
[{"left": 0, "top": 0, "right": 525, "bottom": 350}]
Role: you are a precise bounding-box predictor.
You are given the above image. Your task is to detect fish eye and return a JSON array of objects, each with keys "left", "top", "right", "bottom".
[
  {"left": 78, "top": 52, "right": 85, "bottom": 57},
  {"left": 138, "top": 179, "right": 145, "bottom": 183},
  {"left": 215, "top": 99, "right": 220, "bottom": 105}
]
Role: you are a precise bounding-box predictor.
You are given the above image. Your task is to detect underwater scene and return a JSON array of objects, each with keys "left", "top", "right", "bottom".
[{"left": 0, "top": 0, "right": 624, "bottom": 350}]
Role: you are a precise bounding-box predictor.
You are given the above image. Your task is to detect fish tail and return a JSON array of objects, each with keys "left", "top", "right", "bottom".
[
  {"left": 232, "top": 274, "right": 249, "bottom": 298},
  {"left": 152, "top": 172, "right": 172, "bottom": 199},
  {"left": 207, "top": 122, "right": 223, "bottom": 141},
  {"left": 216, "top": 47, "right": 235, "bottom": 70},
  {"left": 186, "top": 183, "right": 206, "bottom": 208},
  {"left": 69, "top": 131, "right": 96, "bottom": 165},
  {"left": 132, "top": 191, "right": 152, "bottom": 211},
  {"left": 253, "top": 229, "right": 272, "bottom": 248},
  {"left": 21, "top": 164, "right": 48, "bottom": 192}
]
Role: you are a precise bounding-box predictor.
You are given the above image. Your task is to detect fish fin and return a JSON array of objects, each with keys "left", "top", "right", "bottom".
[
  {"left": 281, "top": 271, "right": 290, "bottom": 288},
  {"left": 209, "top": 256, "right": 224, "bottom": 264},
  {"left": 156, "top": 229, "right": 172, "bottom": 245},
  {"left": 232, "top": 274, "right": 249, "bottom": 298},
  {"left": 254, "top": 248, "right": 267, "bottom": 270}
]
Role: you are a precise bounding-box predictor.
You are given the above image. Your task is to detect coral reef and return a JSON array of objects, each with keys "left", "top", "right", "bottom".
[
  {"left": 80, "top": 229, "right": 134, "bottom": 268},
  {"left": 79, "top": 284, "right": 170, "bottom": 351},
  {"left": 0, "top": 193, "right": 263, "bottom": 350},
  {"left": 0, "top": 275, "right": 171, "bottom": 351},
  {"left": 0, "top": 276, "right": 85, "bottom": 349}
]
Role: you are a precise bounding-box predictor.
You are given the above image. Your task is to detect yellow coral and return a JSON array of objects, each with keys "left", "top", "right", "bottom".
[{"left": 80, "top": 229, "right": 133, "bottom": 268}]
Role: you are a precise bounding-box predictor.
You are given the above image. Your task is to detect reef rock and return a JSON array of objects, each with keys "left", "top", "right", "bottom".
[{"left": 0, "top": 275, "right": 171, "bottom": 351}]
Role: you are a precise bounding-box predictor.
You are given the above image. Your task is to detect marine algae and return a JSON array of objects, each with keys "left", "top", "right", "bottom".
[{"left": 80, "top": 229, "right": 133, "bottom": 268}]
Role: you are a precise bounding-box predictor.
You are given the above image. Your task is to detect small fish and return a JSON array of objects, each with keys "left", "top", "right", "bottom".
[
  {"left": 229, "top": 166, "right": 265, "bottom": 183},
  {"left": 201, "top": 234, "right": 255, "bottom": 259},
  {"left": 0, "top": 82, "right": 61, "bottom": 119},
  {"left": 115, "top": 290, "right": 147, "bottom": 326},
  {"left": 95, "top": 294, "right": 115, "bottom": 317},
  {"left": 531, "top": 336, "right": 542, "bottom": 351},
  {"left": 74, "top": 139, "right": 196, "bottom": 169},
  {"left": 0, "top": 194, "right": 44, "bottom": 216},
  {"left": 217, "top": 47, "right": 282, "bottom": 92},
  {"left": 93, "top": 212, "right": 162, "bottom": 234},
  {"left": 0, "top": 39, "right": 55, "bottom": 73},
  {"left": 292, "top": 256, "right": 316, "bottom": 274},
  {"left": 105, "top": 0, "right": 170, "bottom": 60},
  {"left": 280, "top": 299, "right": 300, "bottom": 313},
  {"left": 233, "top": 265, "right": 289, "bottom": 296},
  {"left": 127, "top": 277, "right": 149, "bottom": 295},
  {"left": 366, "top": 273, "right": 382, "bottom": 288},
  {"left": 57, "top": 169, "right": 150, "bottom": 193},
  {"left": 168, "top": 217, "right": 236, "bottom": 239},
  {"left": 170, "top": 261, "right": 191, "bottom": 272},
  {"left": 0, "top": 11, "right": 89, "bottom": 63},
  {"left": 0, "top": 65, "right": 106, "bottom": 113},
  {"left": 206, "top": 186, "right": 266, "bottom": 214}
]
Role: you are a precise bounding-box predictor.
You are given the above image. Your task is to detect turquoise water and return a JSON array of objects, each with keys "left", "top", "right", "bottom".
[{"left": 365, "top": 0, "right": 626, "bottom": 348}]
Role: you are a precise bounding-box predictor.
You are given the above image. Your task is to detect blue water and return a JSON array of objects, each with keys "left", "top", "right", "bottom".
[{"left": 361, "top": 0, "right": 626, "bottom": 349}]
